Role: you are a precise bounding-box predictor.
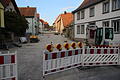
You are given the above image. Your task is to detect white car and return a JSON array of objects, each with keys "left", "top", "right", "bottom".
[{"left": 19, "top": 37, "right": 27, "bottom": 43}]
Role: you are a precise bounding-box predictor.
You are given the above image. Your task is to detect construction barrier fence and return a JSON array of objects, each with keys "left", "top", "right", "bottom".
[
  {"left": 43, "top": 46, "right": 120, "bottom": 76},
  {"left": 0, "top": 51, "right": 17, "bottom": 80}
]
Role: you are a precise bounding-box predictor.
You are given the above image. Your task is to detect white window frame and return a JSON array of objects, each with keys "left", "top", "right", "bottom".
[
  {"left": 112, "top": 0, "right": 120, "bottom": 10},
  {"left": 103, "top": 1, "right": 109, "bottom": 13},
  {"left": 112, "top": 20, "right": 120, "bottom": 33},
  {"left": 77, "top": 25, "right": 80, "bottom": 34},
  {"left": 103, "top": 21, "right": 109, "bottom": 27},
  {"left": 81, "top": 25, "right": 85, "bottom": 34},
  {"left": 90, "top": 7, "right": 95, "bottom": 17},
  {"left": 81, "top": 10, "right": 85, "bottom": 19}
]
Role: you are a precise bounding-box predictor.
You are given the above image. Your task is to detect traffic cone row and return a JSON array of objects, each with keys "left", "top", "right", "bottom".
[{"left": 46, "top": 42, "right": 83, "bottom": 52}]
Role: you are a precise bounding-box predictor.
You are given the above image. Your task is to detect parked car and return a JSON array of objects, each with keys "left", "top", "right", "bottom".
[
  {"left": 19, "top": 37, "right": 27, "bottom": 43},
  {"left": 30, "top": 35, "right": 39, "bottom": 43}
]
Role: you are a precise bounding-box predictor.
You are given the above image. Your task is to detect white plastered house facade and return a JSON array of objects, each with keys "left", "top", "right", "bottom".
[
  {"left": 19, "top": 7, "right": 38, "bottom": 35},
  {"left": 26, "top": 15, "right": 37, "bottom": 35},
  {"left": 73, "top": 0, "right": 120, "bottom": 43}
]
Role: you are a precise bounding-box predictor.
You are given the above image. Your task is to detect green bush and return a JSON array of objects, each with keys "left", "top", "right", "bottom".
[{"left": 4, "top": 11, "right": 28, "bottom": 36}]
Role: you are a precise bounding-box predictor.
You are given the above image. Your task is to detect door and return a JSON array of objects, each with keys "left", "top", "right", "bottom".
[{"left": 95, "top": 28, "right": 103, "bottom": 45}]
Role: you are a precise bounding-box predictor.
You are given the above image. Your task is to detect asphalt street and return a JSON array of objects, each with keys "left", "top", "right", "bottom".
[{"left": 15, "top": 34, "right": 120, "bottom": 80}]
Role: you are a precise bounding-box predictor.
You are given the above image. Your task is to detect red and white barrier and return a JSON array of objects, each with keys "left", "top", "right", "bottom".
[
  {"left": 43, "top": 49, "right": 83, "bottom": 75},
  {"left": 83, "top": 47, "right": 119, "bottom": 66},
  {"left": 0, "top": 51, "right": 17, "bottom": 80},
  {"left": 43, "top": 46, "right": 119, "bottom": 76}
]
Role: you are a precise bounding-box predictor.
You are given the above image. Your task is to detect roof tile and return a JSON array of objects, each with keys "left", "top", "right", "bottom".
[
  {"left": 19, "top": 7, "right": 36, "bottom": 17},
  {"left": 61, "top": 13, "right": 73, "bottom": 27},
  {"left": 73, "top": 0, "right": 103, "bottom": 13},
  {"left": 40, "top": 19, "right": 48, "bottom": 25}
]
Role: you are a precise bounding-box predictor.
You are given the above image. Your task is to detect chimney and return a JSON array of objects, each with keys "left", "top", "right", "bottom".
[{"left": 64, "top": 11, "right": 67, "bottom": 14}]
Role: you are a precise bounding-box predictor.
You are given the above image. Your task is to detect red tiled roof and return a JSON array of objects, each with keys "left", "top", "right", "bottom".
[
  {"left": 72, "top": 0, "right": 103, "bottom": 13},
  {"left": 61, "top": 13, "right": 73, "bottom": 27},
  {"left": 44, "top": 22, "right": 48, "bottom": 24},
  {"left": 40, "top": 19, "right": 49, "bottom": 25},
  {"left": 19, "top": 7, "right": 36, "bottom": 17},
  {"left": 80, "top": 0, "right": 89, "bottom": 8},
  {"left": 79, "top": 0, "right": 98, "bottom": 9},
  {"left": 40, "top": 19, "right": 45, "bottom": 23}
]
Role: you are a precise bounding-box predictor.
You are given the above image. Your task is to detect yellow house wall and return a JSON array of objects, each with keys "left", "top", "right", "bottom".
[{"left": 0, "top": 3, "right": 4, "bottom": 28}]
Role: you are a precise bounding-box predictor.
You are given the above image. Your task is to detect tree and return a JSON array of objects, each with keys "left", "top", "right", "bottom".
[{"left": 4, "top": 11, "right": 28, "bottom": 36}]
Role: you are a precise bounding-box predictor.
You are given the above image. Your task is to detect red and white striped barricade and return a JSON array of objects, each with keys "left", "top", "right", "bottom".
[
  {"left": 82, "top": 46, "right": 119, "bottom": 66},
  {"left": 0, "top": 51, "right": 17, "bottom": 80},
  {"left": 43, "top": 46, "right": 120, "bottom": 76},
  {"left": 43, "top": 48, "right": 83, "bottom": 76}
]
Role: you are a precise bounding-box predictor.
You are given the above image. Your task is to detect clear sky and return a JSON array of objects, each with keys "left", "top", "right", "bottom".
[{"left": 15, "top": 0, "right": 83, "bottom": 25}]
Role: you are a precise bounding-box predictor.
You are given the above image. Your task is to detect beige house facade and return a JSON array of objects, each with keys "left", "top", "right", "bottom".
[{"left": 54, "top": 12, "right": 73, "bottom": 34}]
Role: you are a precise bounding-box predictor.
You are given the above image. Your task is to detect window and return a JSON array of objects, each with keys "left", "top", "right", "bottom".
[
  {"left": 112, "top": 0, "right": 120, "bottom": 11},
  {"left": 103, "top": 1, "right": 109, "bottom": 13},
  {"left": 81, "top": 25, "right": 85, "bottom": 34},
  {"left": 95, "top": 28, "right": 103, "bottom": 45},
  {"left": 112, "top": 20, "right": 120, "bottom": 33},
  {"left": 77, "top": 25, "right": 85, "bottom": 34},
  {"left": 77, "top": 25, "right": 80, "bottom": 34},
  {"left": 77, "top": 12, "right": 80, "bottom": 20},
  {"left": 90, "top": 7, "right": 95, "bottom": 17},
  {"left": 81, "top": 10, "right": 85, "bottom": 19},
  {"left": 103, "top": 21, "right": 109, "bottom": 27}
]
